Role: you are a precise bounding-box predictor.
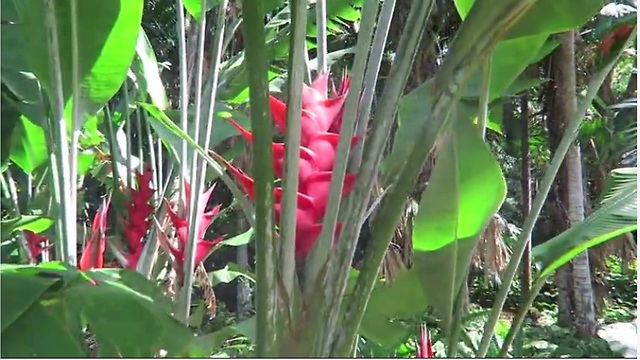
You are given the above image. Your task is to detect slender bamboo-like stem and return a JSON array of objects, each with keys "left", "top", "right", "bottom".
[
  {"left": 222, "top": 17, "right": 242, "bottom": 53},
  {"left": 176, "top": 0, "right": 190, "bottom": 192},
  {"left": 315, "top": 0, "right": 328, "bottom": 75},
  {"left": 136, "top": 108, "right": 145, "bottom": 171},
  {"left": 477, "top": 57, "right": 491, "bottom": 139},
  {"left": 43, "top": 0, "right": 76, "bottom": 266},
  {"left": 1, "top": 172, "right": 30, "bottom": 263},
  {"left": 279, "top": 0, "right": 307, "bottom": 304},
  {"left": 124, "top": 81, "right": 133, "bottom": 188},
  {"left": 181, "top": 0, "right": 230, "bottom": 286},
  {"left": 350, "top": 0, "right": 397, "bottom": 170},
  {"left": 69, "top": 0, "right": 81, "bottom": 245},
  {"left": 337, "top": 1, "right": 539, "bottom": 356},
  {"left": 498, "top": 277, "right": 546, "bottom": 356},
  {"left": 475, "top": 27, "right": 637, "bottom": 357},
  {"left": 176, "top": 0, "right": 207, "bottom": 324},
  {"left": 331, "top": 0, "right": 435, "bottom": 355},
  {"left": 242, "top": 0, "right": 278, "bottom": 355}
]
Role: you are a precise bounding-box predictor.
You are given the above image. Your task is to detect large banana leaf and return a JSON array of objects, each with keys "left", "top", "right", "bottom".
[{"left": 532, "top": 167, "right": 638, "bottom": 277}]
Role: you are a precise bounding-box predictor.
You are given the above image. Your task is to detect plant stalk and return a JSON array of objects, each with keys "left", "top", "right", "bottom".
[
  {"left": 315, "top": 0, "right": 328, "bottom": 74},
  {"left": 280, "top": 0, "right": 307, "bottom": 305},
  {"left": 303, "top": 0, "right": 381, "bottom": 355},
  {"left": 477, "top": 57, "right": 491, "bottom": 139},
  {"left": 498, "top": 276, "right": 546, "bottom": 356},
  {"left": 177, "top": 0, "right": 207, "bottom": 324},
  {"left": 43, "top": 0, "right": 77, "bottom": 266},
  {"left": 331, "top": 0, "right": 435, "bottom": 355},
  {"left": 241, "top": 0, "right": 278, "bottom": 355},
  {"left": 305, "top": 0, "right": 379, "bottom": 289},
  {"left": 350, "top": 0, "right": 398, "bottom": 170}
]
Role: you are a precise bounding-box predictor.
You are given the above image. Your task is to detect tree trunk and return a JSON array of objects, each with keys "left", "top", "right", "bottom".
[
  {"left": 551, "top": 31, "right": 597, "bottom": 337},
  {"left": 566, "top": 145, "right": 597, "bottom": 337}
]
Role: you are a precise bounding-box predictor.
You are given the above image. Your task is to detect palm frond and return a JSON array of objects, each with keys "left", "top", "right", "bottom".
[{"left": 532, "top": 167, "right": 638, "bottom": 277}]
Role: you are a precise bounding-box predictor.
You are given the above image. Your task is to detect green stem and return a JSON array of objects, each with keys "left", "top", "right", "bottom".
[
  {"left": 475, "top": 27, "right": 637, "bottom": 357},
  {"left": 477, "top": 57, "right": 491, "bottom": 139},
  {"left": 279, "top": 0, "right": 307, "bottom": 306},
  {"left": 498, "top": 277, "right": 546, "bottom": 357},
  {"left": 0, "top": 172, "right": 30, "bottom": 263},
  {"left": 176, "top": 0, "right": 207, "bottom": 324},
  {"left": 69, "top": 0, "right": 81, "bottom": 246},
  {"left": 446, "top": 284, "right": 466, "bottom": 357},
  {"left": 315, "top": 0, "right": 328, "bottom": 74},
  {"left": 242, "top": 1, "right": 278, "bottom": 356},
  {"left": 332, "top": 0, "right": 435, "bottom": 355},
  {"left": 175, "top": 0, "right": 190, "bottom": 191},
  {"left": 43, "top": 0, "right": 77, "bottom": 266},
  {"left": 350, "top": 0, "right": 397, "bottom": 170},
  {"left": 303, "top": 0, "right": 381, "bottom": 354}
]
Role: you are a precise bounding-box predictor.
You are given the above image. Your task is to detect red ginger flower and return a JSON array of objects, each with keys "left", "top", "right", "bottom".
[
  {"left": 222, "top": 72, "right": 359, "bottom": 259},
  {"left": 166, "top": 180, "right": 224, "bottom": 268},
  {"left": 417, "top": 323, "right": 435, "bottom": 358},
  {"left": 121, "top": 168, "right": 155, "bottom": 269},
  {"left": 24, "top": 230, "right": 50, "bottom": 263},
  {"left": 79, "top": 196, "right": 111, "bottom": 270}
]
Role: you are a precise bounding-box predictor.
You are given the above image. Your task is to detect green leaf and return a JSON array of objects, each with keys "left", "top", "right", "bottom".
[
  {"left": 221, "top": 229, "right": 253, "bottom": 246},
  {"left": 505, "top": 0, "right": 602, "bottom": 40},
  {"left": 15, "top": 0, "right": 143, "bottom": 124},
  {"left": 454, "top": 0, "right": 601, "bottom": 40},
  {"left": 454, "top": 0, "right": 599, "bottom": 101},
  {"left": 9, "top": 116, "right": 48, "bottom": 173},
  {"left": 1, "top": 264, "right": 193, "bottom": 357},
  {"left": 133, "top": 29, "right": 168, "bottom": 110},
  {"left": 163, "top": 105, "right": 252, "bottom": 151},
  {"left": 460, "top": 35, "right": 549, "bottom": 101},
  {"left": 1, "top": 215, "right": 54, "bottom": 241},
  {"left": 532, "top": 168, "right": 638, "bottom": 278},
  {"left": 360, "top": 269, "right": 427, "bottom": 347},
  {"left": 382, "top": 80, "right": 435, "bottom": 185},
  {"left": 64, "top": 274, "right": 192, "bottom": 357},
  {"left": 182, "top": 0, "right": 219, "bottom": 21},
  {"left": 0, "top": 271, "right": 61, "bottom": 332},
  {"left": 1, "top": 297, "right": 86, "bottom": 357},
  {"left": 412, "top": 113, "right": 506, "bottom": 335},
  {"left": 208, "top": 264, "right": 255, "bottom": 286}
]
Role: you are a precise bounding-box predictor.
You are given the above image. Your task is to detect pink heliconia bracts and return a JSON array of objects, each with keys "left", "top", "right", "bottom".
[
  {"left": 417, "top": 323, "right": 435, "bottom": 358},
  {"left": 79, "top": 196, "right": 111, "bottom": 270},
  {"left": 166, "top": 180, "right": 224, "bottom": 268},
  {"left": 222, "top": 72, "right": 359, "bottom": 259}
]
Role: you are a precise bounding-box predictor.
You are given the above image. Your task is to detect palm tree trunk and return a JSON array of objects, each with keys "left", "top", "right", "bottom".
[
  {"left": 566, "top": 144, "right": 597, "bottom": 337},
  {"left": 555, "top": 30, "right": 597, "bottom": 337},
  {"left": 548, "top": 31, "right": 575, "bottom": 327}
]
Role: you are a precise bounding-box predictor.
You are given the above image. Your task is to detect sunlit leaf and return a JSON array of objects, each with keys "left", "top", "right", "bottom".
[{"left": 412, "top": 112, "right": 506, "bottom": 335}]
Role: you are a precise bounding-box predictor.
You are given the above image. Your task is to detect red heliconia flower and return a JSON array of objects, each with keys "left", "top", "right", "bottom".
[
  {"left": 166, "top": 180, "right": 224, "bottom": 268},
  {"left": 222, "top": 72, "right": 359, "bottom": 259},
  {"left": 79, "top": 196, "right": 111, "bottom": 270},
  {"left": 417, "top": 323, "right": 435, "bottom": 358},
  {"left": 23, "top": 230, "right": 50, "bottom": 263},
  {"left": 121, "top": 168, "right": 155, "bottom": 269},
  {"left": 599, "top": 23, "right": 635, "bottom": 56}
]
